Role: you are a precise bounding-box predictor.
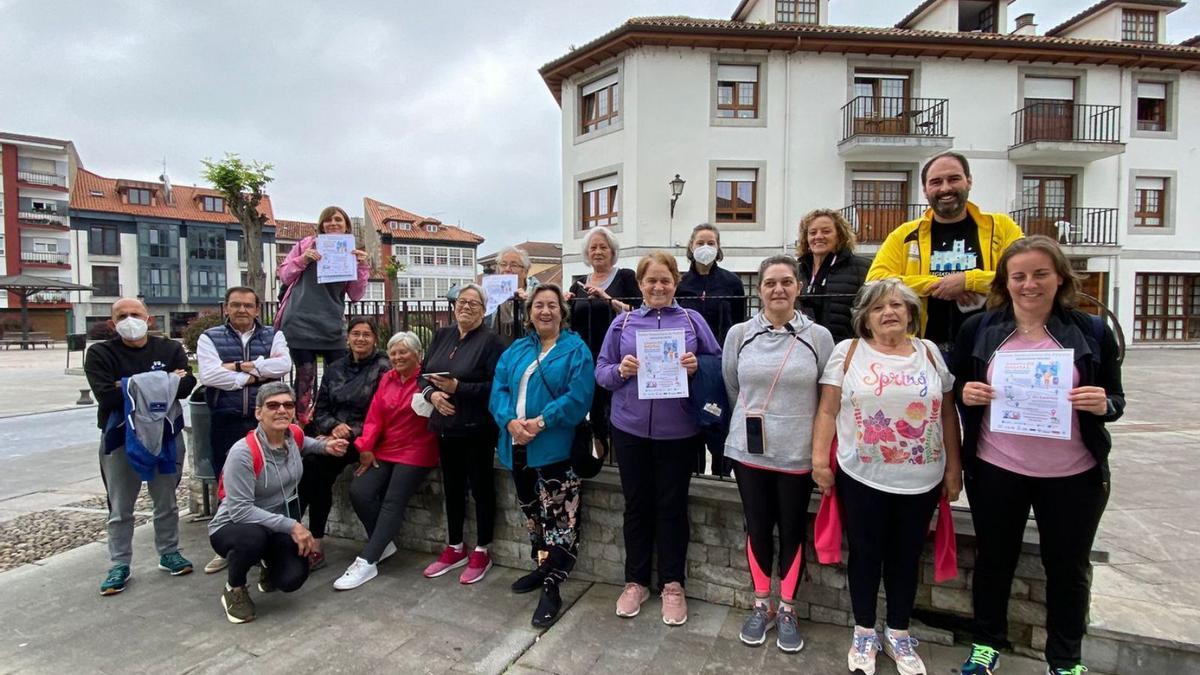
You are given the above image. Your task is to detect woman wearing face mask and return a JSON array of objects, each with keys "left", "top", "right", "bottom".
[
  {"left": 595, "top": 251, "right": 722, "bottom": 626},
  {"left": 796, "top": 209, "right": 870, "bottom": 343},
  {"left": 276, "top": 206, "right": 372, "bottom": 426},
  {"left": 490, "top": 284, "right": 594, "bottom": 628},
  {"left": 678, "top": 223, "right": 747, "bottom": 476},
  {"left": 568, "top": 226, "right": 641, "bottom": 461},
  {"left": 297, "top": 316, "right": 390, "bottom": 569}
]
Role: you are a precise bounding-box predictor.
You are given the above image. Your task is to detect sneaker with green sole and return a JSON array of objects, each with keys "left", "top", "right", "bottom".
[
  {"left": 158, "top": 552, "right": 193, "bottom": 576},
  {"left": 1048, "top": 666, "right": 1088, "bottom": 675},
  {"left": 100, "top": 564, "right": 131, "bottom": 596},
  {"left": 221, "top": 586, "right": 256, "bottom": 624}
]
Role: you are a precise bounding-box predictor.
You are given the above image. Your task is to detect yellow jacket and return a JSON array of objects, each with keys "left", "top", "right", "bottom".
[{"left": 866, "top": 201, "right": 1024, "bottom": 336}]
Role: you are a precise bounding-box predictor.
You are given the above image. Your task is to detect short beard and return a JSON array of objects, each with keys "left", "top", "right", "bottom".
[{"left": 930, "top": 189, "right": 967, "bottom": 220}]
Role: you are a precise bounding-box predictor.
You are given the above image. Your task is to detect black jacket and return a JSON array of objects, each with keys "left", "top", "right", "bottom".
[
  {"left": 84, "top": 336, "right": 196, "bottom": 429},
  {"left": 951, "top": 306, "right": 1125, "bottom": 480},
  {"left": 420, "top": 324, "right": 505, "bottom": 439},
  {"left": 310, "top": 350, "right": 391, "bottom": 441},
  {"left": 678, "top": 263, "right": 747, "bottom": 344},
  {"left": 569, "top": 267, "right": 641, "bottom": 358},
  {"left": 797, "top": 251, "right": 870, "bottom": 343}
]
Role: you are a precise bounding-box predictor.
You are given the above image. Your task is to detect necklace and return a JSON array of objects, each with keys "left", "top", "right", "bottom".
[{"left": 1017, "top": 323, "right": 1044, "bottom": 336}]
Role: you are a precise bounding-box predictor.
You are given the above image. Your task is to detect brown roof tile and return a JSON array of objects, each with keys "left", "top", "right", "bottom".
[
  {"left": 71, "top": 168, "right": 275, "bottom": 225},
  {"left": 533, "top": 264, "right": 563, "bottom": 287},
  {"left": 479, "top": 241, "right": 563, "bottom": 264},
  {"left": 274, "top": 219, "right": 317, "bottom": 241},
  {"left": 362, "top": 196, "right": 483, "bottom": 245}
]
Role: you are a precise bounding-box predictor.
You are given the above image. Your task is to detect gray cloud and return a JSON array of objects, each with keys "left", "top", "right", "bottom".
[{"left": 4, "top": 0, "right": 1194, "bottom": 251}]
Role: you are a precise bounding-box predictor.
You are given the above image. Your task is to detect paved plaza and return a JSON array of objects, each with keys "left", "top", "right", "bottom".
[{"left": 0, "top": 344, "right": 1196, "bottom": 673}]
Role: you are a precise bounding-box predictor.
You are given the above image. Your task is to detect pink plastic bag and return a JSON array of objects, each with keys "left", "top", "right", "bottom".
[
  {"left": 813, "top": 439, "right": 842, "bottom": 565},
  {"left": 933, "top": 496, "right": 958, "bottom": 583}
]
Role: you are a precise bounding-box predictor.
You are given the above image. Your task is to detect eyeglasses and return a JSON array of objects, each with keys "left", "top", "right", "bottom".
[
  {"left": 455, "top": 299, "right": 483, "bottom": 310},
  {"left": 262, "top": 401, "right": 296, "bottom": 411},
  {"left": 497, "top": 262, "right": 526, "bottom": 270}
]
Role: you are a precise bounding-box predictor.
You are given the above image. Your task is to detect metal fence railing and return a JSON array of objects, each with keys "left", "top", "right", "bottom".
[
  {"left": 841, "top": 96, "right": 949, "bottom": 141},
  {"left": 1012, "top": 102, "right": 1121, "bottom": 146}
]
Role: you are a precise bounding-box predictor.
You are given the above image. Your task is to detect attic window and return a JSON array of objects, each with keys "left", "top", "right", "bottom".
[
  {"left": 776, "top": 0, "right": 817, "bottom": 24},
  {"left": 425, "top": 223, "right": 438, "bottom": 233},
  {"left": 127, "top": 188, "right": 152, "bottom": 205},
  {"left": 958, "top": 1, "right": 998, "bottom": 33},
  {"left": 1123, "top": 9, "right": 1158, "bottom": 43},
  {"left": 200, "top": 196, "right": 225, "bottom": 212},
  {"left": 88, "top": 190, "right": 104, "bottom": 197},
  {"left": 394, "top": 220, "right": 412, "bottom": 231}
]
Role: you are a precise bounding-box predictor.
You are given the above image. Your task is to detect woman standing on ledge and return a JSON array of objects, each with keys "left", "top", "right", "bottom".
[{"left": 954, "top": 236, "right": 1123, "bottom": 675}]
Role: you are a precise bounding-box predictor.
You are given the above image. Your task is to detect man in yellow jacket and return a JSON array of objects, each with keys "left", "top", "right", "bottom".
[{"left": 867, "top": 152, "right": 1024, "bottom": 353}]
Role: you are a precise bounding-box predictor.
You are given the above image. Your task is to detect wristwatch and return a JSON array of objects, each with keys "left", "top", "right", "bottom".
[{"left": 536, "top": 418, "right": 546, "bottom": 430}]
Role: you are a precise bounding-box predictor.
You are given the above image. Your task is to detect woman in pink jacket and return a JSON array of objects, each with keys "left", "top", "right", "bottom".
[{"left": 276, "top": 206, "right": 371, "bottom": 425}]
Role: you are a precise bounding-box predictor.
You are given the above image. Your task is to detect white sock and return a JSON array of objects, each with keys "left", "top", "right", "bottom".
[
  {"left": 225, "top": 583, "right": 234, "bottom": 591},
  {"left": 474, "top": 546, "right": 488, "bottom": 553},
  {"left": 753, "top": 597, "right": 771, "bottom": 609},
  {"left": 449, "top": 543, "right": 464, "bottom": 552}
]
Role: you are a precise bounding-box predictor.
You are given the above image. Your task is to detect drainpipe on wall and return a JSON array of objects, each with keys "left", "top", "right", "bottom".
[
  {"left": 783, "top": 38, "right": 796, "bottom": 253},
  {"left": 1113, "top": 66, "right": 1127, "bottom": 319}
]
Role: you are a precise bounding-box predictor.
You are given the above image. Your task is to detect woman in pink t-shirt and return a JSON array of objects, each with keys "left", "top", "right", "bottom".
[{"left": 952, "top": 236, "right": 1124, "bottom": 675}]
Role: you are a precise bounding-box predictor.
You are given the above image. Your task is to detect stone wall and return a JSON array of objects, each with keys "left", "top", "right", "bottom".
[{"left": 279, "top": 465, "right": 1058, "bottom": 654}]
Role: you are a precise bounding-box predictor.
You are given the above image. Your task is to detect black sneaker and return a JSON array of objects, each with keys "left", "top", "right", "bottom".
[
  {"left": 531, "top": 582, "right": 562, "bottom": 629},
  {"left": 511, "top": 567, "right": 545, "bottom": 594},
  {"left": 257, "top": 564, "right": 274, "bottom": 593},
  {"left": 221, "top": 586, "right": 256, "bottom": 624}
]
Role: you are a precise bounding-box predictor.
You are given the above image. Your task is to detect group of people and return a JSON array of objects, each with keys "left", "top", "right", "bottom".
[{"left": 82, "top": 152, "right": 1122, "bottom": 675}]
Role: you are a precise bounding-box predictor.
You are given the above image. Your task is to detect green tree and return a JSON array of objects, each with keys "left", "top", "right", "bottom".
[{"left": 201, "top": 153, "right": 274, "bottom": 296}]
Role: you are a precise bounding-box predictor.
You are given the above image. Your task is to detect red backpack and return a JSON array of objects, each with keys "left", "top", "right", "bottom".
[{"left": 216, "top": 424, "right": 304, "bottom": 500}]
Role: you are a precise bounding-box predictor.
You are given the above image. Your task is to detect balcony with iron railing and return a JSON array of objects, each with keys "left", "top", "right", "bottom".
[
  {"left": 28, "top": 291, "right": 69, "bottom": 305},
  {"left": 1009, "top": 102, "right": 1124, "bottom": 162},
  {"left": 20, "top": 250, "right": 70, "bottom": 265},
  {"left": 839, "top": 203, "right": 928, "bottom": 244},
  {"left": 16, "top": 171, "right": 68, "bottom": 188},
  {"left": 18, "top": 211, "right": 67, "bottom": 228},
  {"left": 838, "top": 96, "right": 953, "bottom": 158},
  {"left": 1010, "top": 206, "right": 1119, "bottom": 247}
]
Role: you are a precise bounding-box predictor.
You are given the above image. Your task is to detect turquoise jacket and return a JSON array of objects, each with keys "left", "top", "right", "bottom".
[{"left": 490, "top": 330, "right": 595, "bottom": 469}]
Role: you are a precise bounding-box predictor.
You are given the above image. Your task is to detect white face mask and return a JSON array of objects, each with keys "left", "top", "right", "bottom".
[
  {"left": 115, "top": 317, "right": 149, "bottom": 341},
  {"left": 693, "top": 244, "right": 718, "bottom": 266}
]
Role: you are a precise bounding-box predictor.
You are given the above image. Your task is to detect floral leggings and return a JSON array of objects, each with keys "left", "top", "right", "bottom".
[{"left": 511, "top": 458, "right": 581, "bottom": 586}]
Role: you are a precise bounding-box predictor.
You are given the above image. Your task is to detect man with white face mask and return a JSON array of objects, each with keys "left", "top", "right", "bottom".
[{"left": 84, "top": 297, "right": 197, "bottom": 596}]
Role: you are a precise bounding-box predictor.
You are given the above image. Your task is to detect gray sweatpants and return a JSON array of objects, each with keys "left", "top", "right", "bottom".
[{"left": 99, "top": 441, "right": 185, "bottom": 565}]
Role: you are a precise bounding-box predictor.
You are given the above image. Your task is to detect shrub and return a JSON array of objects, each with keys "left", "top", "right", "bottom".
[{"left": 182, "top": 312, "right": 224, "bottom": 353}]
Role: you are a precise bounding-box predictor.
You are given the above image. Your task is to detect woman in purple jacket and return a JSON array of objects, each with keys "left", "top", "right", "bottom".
[{"left": 596, "top": 251, "right": 722, "bottom": 627}]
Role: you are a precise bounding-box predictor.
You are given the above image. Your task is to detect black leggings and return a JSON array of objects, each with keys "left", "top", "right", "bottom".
[
  {"left": 967, "top": 460, "right": 1107, "bottom": 669},
  {"left": 512, "top": 457, "right": 582, "bottom": 585},
  {"left": 839, "top": 471, "right": 939, "bottom": 630},
  {"left": 733, "top": 461, "right": 813, "bottom": 602},
  {"left": 210, "top": 522, "right": 309, "bottom": 591},
  {"left": 349, "top": 460, "right": 430, "bottom": 563},
  {"left": 297, "top": 447, "right": 358, "bottom": 538},
  {"left": 612, "top": 427, "right": 695, "bottom": 587},
  {"left": 438, "top": 434, "right": 496, "bottom": 547},
  {"left": 589, "top": 388, "right": 612, "bottom": 455}
]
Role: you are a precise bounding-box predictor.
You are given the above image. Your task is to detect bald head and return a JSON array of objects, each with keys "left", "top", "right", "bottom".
[{"left": 111, "top": 297, "right": 149, "bottom": 322}]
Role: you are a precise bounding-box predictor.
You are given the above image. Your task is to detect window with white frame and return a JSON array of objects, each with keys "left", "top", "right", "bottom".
[
  {"left": 449, "top": 248, "right": 462, "bottom": 267},
  {"left": 31, "top": 200, "right": 57, "bottom": 213},
  {"left": 394, "top": 245, "right": 409, "bottom": 266},
  {"left": 435, "top": 247, "right": 448, "bottom": 265},
  {"left": 776, "top": 0, "right": 818, "bottom": 24},
  {"left": 435, "top": 278, "right": 451, "bottom": 299},
  {"left": 364, "top": 280, "right": 386, "bottom": 301},
  {"left": 421, "top": 247, "right": 436, "bottom": 266},
  {"left": 715, "top": 168, "right": 758, "bottom": 223},
  {"left": 1136, "top": 81, "right": 1168, "bottom": 132},
  {"left": 716, "top": 64, "right": 759, "bottom": 119},
  {"left": 462, "top": 250, "right": 474, "bottom": 267},
  {"left": 1134, "top": 177, "right": 1166, "bottom": 227},
  {"left": 580, "top": 174, "right": 619, "bottom": 230},
  {"left": 33, "top": 240, "right": 59, "bottom": 253},
  {"left": 580, "top": 73, "right": 619, "bottom": 134}
]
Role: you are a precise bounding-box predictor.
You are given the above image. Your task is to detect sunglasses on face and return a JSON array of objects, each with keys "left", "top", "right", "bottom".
[{"left": 262, "top": 401, "right": 296, "bottom": 411}]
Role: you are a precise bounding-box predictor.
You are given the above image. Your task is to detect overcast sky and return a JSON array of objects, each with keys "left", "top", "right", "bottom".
[{"left": 2, "top": 0, "right": 1196, "bottom": 253}]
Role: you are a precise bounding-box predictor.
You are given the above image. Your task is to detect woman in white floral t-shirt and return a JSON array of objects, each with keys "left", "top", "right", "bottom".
[{"left": 812, "top": 278, "right": 962, "bottom": 675}]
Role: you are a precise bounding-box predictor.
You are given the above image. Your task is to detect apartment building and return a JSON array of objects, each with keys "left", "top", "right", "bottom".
[
  {"left": 0, "top": 132, "right": 81, "bottom": 336},
  {"left": 541, "top": 0, "right": 1200, "bottom": 343},
  {"left": 362, "top": 197, "right": 484, "bottom": 301},
  {"left": 68, "top": 168, "right": 278, "bottom": 336}
]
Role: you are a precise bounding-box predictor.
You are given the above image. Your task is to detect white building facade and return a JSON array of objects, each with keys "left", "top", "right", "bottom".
[{"left": 543, "top": 0, "right": 1200, "bottom": 343}]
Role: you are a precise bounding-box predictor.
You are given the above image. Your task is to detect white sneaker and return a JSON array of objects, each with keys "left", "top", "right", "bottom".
[
  {"left": 204, "top": 554, "right": 228, "bottom": 574},
  {"left": 379, "top": 541, "right": 397, "bottom": 562},
  {"left": 848, "top": 627, "right": 880, "bottom": 675},
  {"left": 333, "top": 557, "right": 377, "bottom": 591},
  {"left": 882, "top": 628, "right": 926, "bottom": 675}
]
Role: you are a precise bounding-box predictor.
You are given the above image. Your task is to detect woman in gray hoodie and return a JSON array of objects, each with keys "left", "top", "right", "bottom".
[{"left": 721, "top": 255, "right": 834, "bottom": 654}]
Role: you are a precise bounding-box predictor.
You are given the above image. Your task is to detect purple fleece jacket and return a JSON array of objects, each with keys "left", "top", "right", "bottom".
[{"left": 595, "top": 302, "right": 722, "bottom": 440}]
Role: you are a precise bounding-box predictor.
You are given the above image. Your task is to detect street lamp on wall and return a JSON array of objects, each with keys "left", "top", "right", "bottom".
[{"left": 669, "top": 174, "right": 686, "bottom": 219}]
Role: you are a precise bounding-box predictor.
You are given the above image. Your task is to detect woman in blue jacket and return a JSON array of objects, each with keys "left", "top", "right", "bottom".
[{"left": 490, "top": 283, "right": 595, "bottom": 629}]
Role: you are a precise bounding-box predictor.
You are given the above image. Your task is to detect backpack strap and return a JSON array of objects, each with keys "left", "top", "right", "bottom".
[
  {"left": 289, "top": 424, "right": 304, "bottom": 448},
  {"left": 216, "top": 429, "right": 268, "bottom": 501}
]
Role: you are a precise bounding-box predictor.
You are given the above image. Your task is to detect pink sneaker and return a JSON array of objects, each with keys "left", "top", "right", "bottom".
[
  {"left": 459, "top": 550, "right": 492, "bottom": 584},
  {"left": 615, "top": 582, "right": 650, "bottom": 618},
  {"left": 423, "top": 546, "right": 468, "bottom": 578},
  {"left": 661, "top": 582, "right": 688, "bottom": 626}
]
